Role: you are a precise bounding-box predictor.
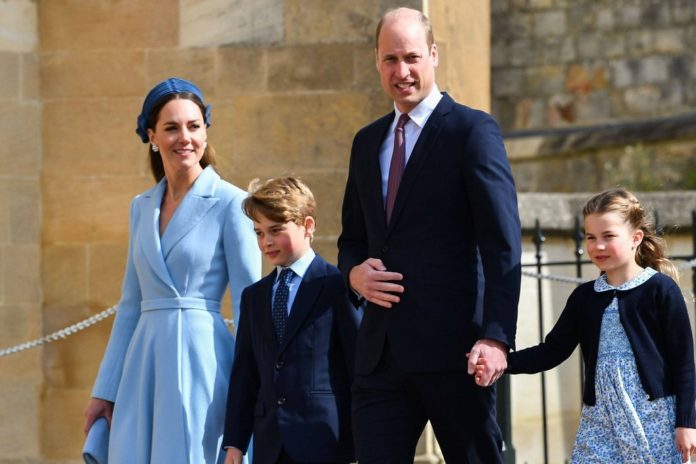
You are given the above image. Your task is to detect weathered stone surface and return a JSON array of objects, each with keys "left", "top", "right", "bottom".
[
  {"left": 43, "top": 99, "right": 144, "bottom": 178},
  {"left": 2, "top": 244, "right": 40, "bottom": 304},
  {"left": 43, "top": 245, "right": 88, "bottom": 307},
  {"left": 0, "top": 0, "right": 37, "bottom": 52},
  {"left": 0, "top": 380, "right": 40, "bottom": 460},
  {"left": 21, "top": 52, "right": 39, "bottom": 99},
  {"left": 217, "top": 47, "right": 268, "bottom": 96},
  {"left": 222, "top": 93, "right": 371, "bottom": 175},
  {"left": 268, "top": 44, "right": 356, "bottom": 92},
  {"left": 41, "top": 387, "right": 91, "bottom": 459},
  {"left": 39, "top": 0, "right": 177, "bottom": 50},
  {"left": 88, "top": 243, "right": 127, "bottom": 307},
  {"left": 146, "top": 48, "right": 217, "bottom": 97},
  {"left": 180, "top": 0, "right": 283, "bottom": 47},
  {"left": 285, "top": 0, "right": 377, "bottom": 45},
  {"left": 0, "top": 52, "right": 20, "bottom": 99},
  {"left": 533, "top": 10, "right": 566, "bottom": 37},
  {"left": 40, "top": 51, "right": 145, "bottom": 98},
  {"left": 7, "top": 180, "right": 40, "bottom": 245},
  {"left": 0, "top": 101, "right": 40, "bottom": 177}
]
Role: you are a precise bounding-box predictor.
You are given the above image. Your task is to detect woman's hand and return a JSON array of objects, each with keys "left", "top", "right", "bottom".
[
  {"left": 676, "top": 427, "right": 696, "bottom": 463},
  {"left": 83, "top": 397, "right": 114, "bottom": 435}
]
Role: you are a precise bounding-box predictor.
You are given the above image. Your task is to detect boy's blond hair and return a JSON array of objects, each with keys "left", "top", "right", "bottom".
[{"left": 243, "top": 177, "right": 317, "bottom": 226}]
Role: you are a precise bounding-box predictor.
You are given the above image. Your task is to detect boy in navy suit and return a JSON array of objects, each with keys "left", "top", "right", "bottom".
[{"left": 223, "top": 177, "right": 359, "bottom": 464}]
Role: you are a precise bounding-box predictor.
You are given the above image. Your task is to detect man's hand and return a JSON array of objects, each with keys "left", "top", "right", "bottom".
[
  {"left": 349, "top": 258, "right": 404, "bottom": 308},
  {"left": 225, "top": 447, "right": 244, "bottom": 464},
  {"left": 467, "top": 338, "right": 507, "bottom": 387}
]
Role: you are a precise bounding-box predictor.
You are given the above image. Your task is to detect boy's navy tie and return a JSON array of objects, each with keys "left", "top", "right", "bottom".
[{"left": 272, "top": 268, "right": 294, "bottom": 344}]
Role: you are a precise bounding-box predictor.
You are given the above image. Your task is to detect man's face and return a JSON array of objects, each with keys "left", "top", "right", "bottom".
[{"left": 375, "top": 16, "right": 438, "bottom": 114}]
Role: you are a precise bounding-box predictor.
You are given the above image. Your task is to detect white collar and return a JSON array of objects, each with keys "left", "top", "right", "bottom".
[{"left": 275, "top": 248, "right": 316, "bottom": 281}]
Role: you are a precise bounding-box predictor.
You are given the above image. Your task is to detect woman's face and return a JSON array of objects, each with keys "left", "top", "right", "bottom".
[{"left": 148, "top": 98, "right": 207, "bottom": 177}]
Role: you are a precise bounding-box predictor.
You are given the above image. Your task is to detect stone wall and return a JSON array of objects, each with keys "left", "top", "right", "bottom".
[
  {"left": 0, "top": 0, "right": 491, "bottom": 462},
  {"left": 491, "top": 0, "right": 696, "bottom": 131},
  {"left": 0, "top": 0, "right": 42, "bottom": 462}
]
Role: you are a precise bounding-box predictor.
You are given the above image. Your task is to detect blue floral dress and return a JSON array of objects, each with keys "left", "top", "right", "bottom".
[{"left": 571, "top": 267, "right": 682, "bottom": 463}]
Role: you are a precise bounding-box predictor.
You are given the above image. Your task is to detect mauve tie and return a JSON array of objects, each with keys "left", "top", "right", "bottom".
[{"left": 385, "top": 113, "right": 410, "bottom": 223}]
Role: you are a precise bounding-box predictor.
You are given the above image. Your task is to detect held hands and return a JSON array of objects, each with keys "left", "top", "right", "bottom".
[
  {"left": 676, "top": 427, "right": 696, "bottom": 463},
  {"left": 83, "top": 397, "right": 114, "bottom": 435},
  {"left": 349, "top": 258, "right": 404, "bottom": 309},
  {"left": 225, "top": 448, "right": 244, "bottom": 464},
  {"left": 467, "top": 339, "right": 507, "bottom": 387}
]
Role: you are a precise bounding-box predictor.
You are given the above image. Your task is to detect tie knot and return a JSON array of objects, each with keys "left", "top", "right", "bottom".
[
  {"left": 396, "top": 113, "right": 410, "bottom": 130},
  {"left": 278, "top": 268, "right": 294, "bottom": 283}
]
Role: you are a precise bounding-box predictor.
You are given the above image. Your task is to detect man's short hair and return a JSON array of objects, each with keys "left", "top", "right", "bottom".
[
  {"left": 243, "top": 177, "right": 316, "bottom": 225},
  {"left": 375, "top": 7, "right": 434, "bottom": 50}
]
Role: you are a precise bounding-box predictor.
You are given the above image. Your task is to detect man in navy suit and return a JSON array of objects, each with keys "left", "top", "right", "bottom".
[
  {"left": 337, "top": 7, "right": 521, "bottom": 463},
  {"left": 223, "top": 177, "right": 359, "bottom": 464}
]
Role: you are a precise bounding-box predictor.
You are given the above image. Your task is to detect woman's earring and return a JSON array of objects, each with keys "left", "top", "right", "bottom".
[{"left": 152, "top": 144, "right": 159, "bottom": 153}]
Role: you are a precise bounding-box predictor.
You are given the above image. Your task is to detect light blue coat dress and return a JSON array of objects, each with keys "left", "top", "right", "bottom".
[{"left": 92, "top": 166, "right": 261, "bottom": 463}]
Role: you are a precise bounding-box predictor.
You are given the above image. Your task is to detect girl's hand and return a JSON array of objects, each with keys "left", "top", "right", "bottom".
[
  {"left": 83, "top": 397, "right": 114, "bottom": 435},
  {"left": 676, "top": 427, "right": 696, "bottom": 463},
  {"left": 225, "top": 447, "right": 244, "bottom": 464}
]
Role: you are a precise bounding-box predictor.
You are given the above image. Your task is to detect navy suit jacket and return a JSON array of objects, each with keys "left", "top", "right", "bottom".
[
  {"left": 222, "top": 254, "right": 359, "bottom": 463},
  {"left": 338, "top": 93, "right": 521, "bottom": 375}
]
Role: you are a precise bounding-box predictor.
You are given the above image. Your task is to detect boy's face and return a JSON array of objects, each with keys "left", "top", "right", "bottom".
[{"left": 253, "top": 214, "right": 315, "bottom": 267}]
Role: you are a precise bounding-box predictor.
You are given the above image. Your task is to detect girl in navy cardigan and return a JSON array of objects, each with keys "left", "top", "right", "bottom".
[{"left": 477, "top": 188, "right": 696, "bottom": 463}]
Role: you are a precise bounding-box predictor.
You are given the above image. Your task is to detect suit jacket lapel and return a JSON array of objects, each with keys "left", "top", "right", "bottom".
[
  {"left": 140, "top": 180, "right": 178, "bottom": 290},
  {"left": 366, "top": 114, "right": 393, "bottom": 235},
  {"left": 386, "top": 94, "right": 453, "bottom": 235},
  {"left": 161, "top": 166, "right": 220, "bottom": 259},
  {"left": 279, "top": 256, "right": 325, "bottom": 352}
]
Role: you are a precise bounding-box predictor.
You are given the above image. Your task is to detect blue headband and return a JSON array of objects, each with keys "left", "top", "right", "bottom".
[{"left": 135, "top": 77, "right": 212, "bottom": 143}]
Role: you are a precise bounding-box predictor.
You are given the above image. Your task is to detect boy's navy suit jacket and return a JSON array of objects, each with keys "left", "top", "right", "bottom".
[{"left": 222, "top": 254, "right": 359, "bottom": 463}]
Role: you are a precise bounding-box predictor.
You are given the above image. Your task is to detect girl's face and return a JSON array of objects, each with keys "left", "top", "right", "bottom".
[
  {"left": 584, "top": 211, "right": 644, "bottom": 284},
  {"left": 148, "top": 98, "right": 206, "bottom": 177}
]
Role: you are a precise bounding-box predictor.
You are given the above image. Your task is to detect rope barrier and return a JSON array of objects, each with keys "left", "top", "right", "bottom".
[{"left": 1, "top": 258, "right": 695, "bottom": 358}]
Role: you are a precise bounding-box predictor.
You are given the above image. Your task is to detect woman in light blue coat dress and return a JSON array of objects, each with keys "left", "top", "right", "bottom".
[{"left": 83, "top": 78, "right": 261, "bottom": 463}]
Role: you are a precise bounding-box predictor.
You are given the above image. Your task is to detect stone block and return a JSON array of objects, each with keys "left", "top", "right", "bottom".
[
  {"left": 180, "top": 0, "right": 283, "bottom": 47},
  {"left": 43, "top": 99, "right": 144, "bottom": 178},
  {"left": 641, "top": 2, "right": 671, "bottom": 27},
  {"left": 43, "top": 244, "right": 88, "bottom": 307},
  {"left": 41, "top": 387, "right": 91, "bottom": 459},
  {"left": 491, "top": 41, "right": 508, "bottom": 68},
  {"left": 0, "top": 101, "right": 40, "bottom": 176},
  {"left": 42, "top": 179, "right": 92, "bottom": 243},
  {"left": 217, "top": 47, "right": 267, "bottom": 96},
  {"left": 7, "top": 179, "right": 40, "bottom": 244},
  {"left": 0, "top": 0, "right": 37, "bottom": 52},
  {"left": 353, "top": 44, "right": 381, "bottom": 92},
  {"left": 0, "top": 380, "right": 40, "bottom": 459},
  {"left": 575, "top": 91, "right": 611, "bottom": 122},
  {"left": 493, "top": 69, "right": 525, "bottom": 97},
  {"left": 285, "top": 0, "right": 377, "bottom": 45},
  {"left": 91, "top": 176, "right": 150, "bottom": 243},
  {"left": 40, "top": 51, "right": 145, "bottom": 98},
  {"left": 533, "top": 10, "right": 566, "bottom": 37},
  {"left": 0, "top": 52, "right": 19, "bottom": 99},
  {"left": 615, "top": 5, "right": 642, "bottom": 28},
  {"left": 596, "top": 7, "right": 614, "bottom": 30},
  {"left": 624, "top": 86, "right": 661, "bottom": 115},
  {"left": 43, "top": 301, "right": 113, "bottom": 390},
  {"left": 0, "top": 187, "right": 7, "bottom": 245},
  {"left": 602, "top": 34, "right": 626, "bottom": 58},
  {"left": 311, "top": 238, "right": 338, "bottom": 266},
  {"left": 268, "top": 44, "right": 356, "bottom": 92},
  {"left": 509, "top": 39, "right": 533, "bottom": 66},
  {"left": 0, "top": 304, "right": 42, "bottom": 375},
  {"left": 2, "top": 244, "right": 39, "bottom": 304},
  {"left": 21, "top": 52, "right": 40, "bottom": 99},
  {"left": 146, "top": 48, "right": 216, "bottom": 97},
  {"left": 610, "top": 59, "right": 638, "bottom": 88},
  {"left": 39, "top": 0, "right": 177, "bottom": 50},
  {"left": 219, "top": 93, "right": 371, "bottom": 175},
  {"left": 499, "top": 13, "right": 533, "bottom": 40},
  {"left": 88, "top": 243, "right": 127, "bottom": 309},
  {"left": 576, "top": 33, "right": 600, "bottom": 60},
  {"left": 672, "top": 0, "right": 694, "bottom": 25},
  {"left": 526, "top": 66, "right": 564, "bottom": 96},
  {"left": 637, "top": 56, "right": 670, "bottom": 84},
  {"left": 626, "top": 30, "right": 653, "bottom": 57},
  {"left": 653, "top": 29, "right": 686, "bottom": 54}
]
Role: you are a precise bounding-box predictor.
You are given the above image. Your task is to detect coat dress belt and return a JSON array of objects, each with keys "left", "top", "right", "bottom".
[{"left": 140, "top": 297, "right": 221, "bottom": 313}]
